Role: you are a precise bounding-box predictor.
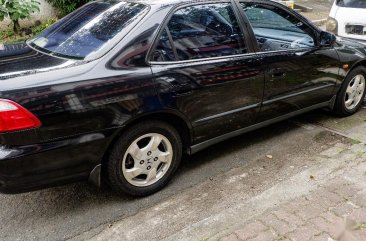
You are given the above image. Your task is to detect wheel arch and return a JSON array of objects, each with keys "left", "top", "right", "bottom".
[
  {"left": 332, "top": 61, "right": 366, "bottom": 116},
  {"left": 98, "top": 110, "right": 193, "bottom": 179},
  {"left": 121, "top": 110, "right": 194, "bottom": 149},
  {"left": 334, "top": 60, "right": 366, "bottom": 96},
  {"left": 347, "top": 60, "right": 366, "bottom": 76}
]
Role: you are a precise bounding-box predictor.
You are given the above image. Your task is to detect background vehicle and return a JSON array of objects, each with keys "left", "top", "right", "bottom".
[
  {"left": 327, "top": 0, "right": 366, "bottom": 42},
  {"left": 0, "top": 0, "right": 365, "bottom": 197}
]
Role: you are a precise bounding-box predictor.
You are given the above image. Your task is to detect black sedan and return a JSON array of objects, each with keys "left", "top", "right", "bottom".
[{"left": 0, "top": 0, "right": 365, "bottom": 196}]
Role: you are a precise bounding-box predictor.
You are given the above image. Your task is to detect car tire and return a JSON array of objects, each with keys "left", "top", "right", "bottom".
[
  {"left": 333, "top": 66, "right": 366, "bottom": 116},
  {"left": 106, "top": 120, "right": 182, "bottom": 196}
]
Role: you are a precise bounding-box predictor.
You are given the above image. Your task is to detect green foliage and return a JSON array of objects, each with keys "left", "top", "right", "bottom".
[
  {"left": 0, "top": 28, "right": 27, "bottom": 43},
  {"left": 0, "top": 28, "right": 14, "bottom": 39},
  {"left": 31, "top": 17, "right": 57, "bottom": 35},
  {"left": 46, "top": 0, "right": 91, "bottom": 16},
  {"left": 0, "top": 0, "right": 40, "bottom": 33},
  {"left": 0, "top": 18, "right": 57, "bottom": 44}
]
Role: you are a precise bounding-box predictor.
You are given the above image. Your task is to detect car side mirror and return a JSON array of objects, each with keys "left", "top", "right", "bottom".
[{"left": 319, "top": 31, "right": 336, "bottom": 47}]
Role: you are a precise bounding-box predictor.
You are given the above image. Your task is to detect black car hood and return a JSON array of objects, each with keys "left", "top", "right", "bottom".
[
  {"left": 335, "top": 37, "right": 366, "bottom": 54},
  {"left": 333, "top": 37, "right": 366, "bottom": 65},
  {"left": 0, "top": 42, "right": 79, "bottom": 80}
]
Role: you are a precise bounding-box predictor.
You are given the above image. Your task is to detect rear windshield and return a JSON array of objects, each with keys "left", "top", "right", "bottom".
[
  {"left": 336, "top": 0, "right": 366, "bottom": 8},
  {"left": 29, "top": 1, "right": 147, "bottom": 60}
]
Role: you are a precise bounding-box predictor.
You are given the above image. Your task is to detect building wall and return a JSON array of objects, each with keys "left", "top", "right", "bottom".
[{"left": 0, "top": 0, "right": 58, "bottom": 30}]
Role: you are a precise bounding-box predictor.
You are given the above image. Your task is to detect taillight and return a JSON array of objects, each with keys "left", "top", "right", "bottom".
[{"left": 0, "top": 99, "right": 41, "bottom": 132}]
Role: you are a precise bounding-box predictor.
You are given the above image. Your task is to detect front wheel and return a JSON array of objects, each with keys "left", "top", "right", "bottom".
[
  {"left": 333, "top": 66, "right": 366, "bottom": 116},
  {"left": 106, "top": 121, "right": 182, "bottom": 196}
]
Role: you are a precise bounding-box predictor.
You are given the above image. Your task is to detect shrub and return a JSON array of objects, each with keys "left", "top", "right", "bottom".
[
  {"left": 0, "top": 0, "right": 40, "bottom": 34},
  {"left": 0, "top": 18, "right": 57, "bottom": 44},
  {"left": 46, "top": 0, "right": 91, "bottom": 16},
  {"left": 32, "top": 18, "right": 57, "bottom": 35}
]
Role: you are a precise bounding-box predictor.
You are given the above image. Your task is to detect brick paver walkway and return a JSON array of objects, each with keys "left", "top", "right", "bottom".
[{"left": 218, "top": 143, "right": 366, "bottom": 241}]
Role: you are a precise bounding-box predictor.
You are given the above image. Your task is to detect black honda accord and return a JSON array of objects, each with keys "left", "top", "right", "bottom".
[{"left": 0, "top": 0, "right": 365, "bottom": 196}]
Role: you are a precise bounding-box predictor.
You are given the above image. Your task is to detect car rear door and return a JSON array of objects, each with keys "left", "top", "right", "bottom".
[
  {"left": 239, "top": 1, "right": 341, "bottom": 122},
  {"left": 149, "top": 1, "right": 264, "bottom": 144}
]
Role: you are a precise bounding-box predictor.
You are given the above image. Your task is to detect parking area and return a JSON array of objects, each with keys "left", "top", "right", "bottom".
[
  {"left": 1, "top": 106, "right": 365, "bottom": 241},
  {"left": 87, "top": 107, "right": 366, "bottom": 241}
]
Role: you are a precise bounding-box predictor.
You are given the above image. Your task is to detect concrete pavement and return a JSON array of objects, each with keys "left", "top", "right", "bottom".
[
  {"left": 73, "top": 108, "right": 366, "bottom": 241},
  {"left": 296, "top": 0, "right": 333, "bottom": 22}
]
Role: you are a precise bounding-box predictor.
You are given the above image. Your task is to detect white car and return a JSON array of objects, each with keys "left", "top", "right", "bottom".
[{"left": 327, "top": 0, "right": 366, "bottom": 42}]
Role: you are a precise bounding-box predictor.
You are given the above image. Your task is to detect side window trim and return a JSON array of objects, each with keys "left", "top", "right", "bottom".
[
  {"left": 149, "top": 52, "right": 257, "bottom": 65},
  {"left": 147, "top": 0, "right": 253, "bottom": 65}
]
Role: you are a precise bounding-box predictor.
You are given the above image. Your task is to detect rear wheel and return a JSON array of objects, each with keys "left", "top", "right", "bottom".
[
  {"left": 106, "top": 121, "right": 182, "bottom": 196},
  {"left": 333, "top": 66, "right": 366, "bottom": 116}
]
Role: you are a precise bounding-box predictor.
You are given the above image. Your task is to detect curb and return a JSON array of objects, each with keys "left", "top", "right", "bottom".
[
  {"left": 294, "top": 3, "right": 313, "bottom": 12},
  {"left": 312, "top": 18, "right": 327, "bottom": 26}
]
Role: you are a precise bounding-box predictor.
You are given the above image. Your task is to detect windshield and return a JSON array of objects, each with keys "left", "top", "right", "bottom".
[
  {"left": 29, "top": 1, "right": 147, "bottom": 60},
  {"left": 336, "top": 0, "right": 366, "bottom": 8}
]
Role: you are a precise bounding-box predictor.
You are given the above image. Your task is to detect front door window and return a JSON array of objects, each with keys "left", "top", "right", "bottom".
[{"left": 241, "top": 3, "right": 315, "bottom": 52}]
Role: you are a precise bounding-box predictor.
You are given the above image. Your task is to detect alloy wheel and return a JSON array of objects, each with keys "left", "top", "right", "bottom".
[
  {"left": 122, "top": 133, "right": 173, "bottom": 187},
  {"left": 344, "top": 74, "right": 366, "bottom": 110}
]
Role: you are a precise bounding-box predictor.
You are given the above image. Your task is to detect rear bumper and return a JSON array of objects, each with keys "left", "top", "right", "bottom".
[{"left": 0, "top": 130, "right": 115, "bottom": 194}]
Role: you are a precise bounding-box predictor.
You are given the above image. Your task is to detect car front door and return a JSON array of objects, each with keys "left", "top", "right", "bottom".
[
  {"left": 149, "top": 1, "right": 264, "bottom": 144},
  {"left": 239, "top": 1, "right": 341, "bottom": 121}
]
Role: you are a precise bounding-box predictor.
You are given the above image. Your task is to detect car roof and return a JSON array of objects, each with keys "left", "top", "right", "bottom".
[
  {"left": 108, "top": 0, "right": 281, "bottom": 7},
  {"left": 129, "top": 0, "right": 279, "bottom": 7},
  {"left": 129, "top": 0, "right": 230, "bottom": 6}
]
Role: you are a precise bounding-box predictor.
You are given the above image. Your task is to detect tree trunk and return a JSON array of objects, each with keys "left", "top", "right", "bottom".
[{"left": 13, "top": 20, "right": 20, "bottom": 34}]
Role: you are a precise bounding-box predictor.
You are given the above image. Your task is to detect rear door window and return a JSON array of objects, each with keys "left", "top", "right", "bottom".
[{"left": 151, "top": 3, "right": 247, "bottom": 62}]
